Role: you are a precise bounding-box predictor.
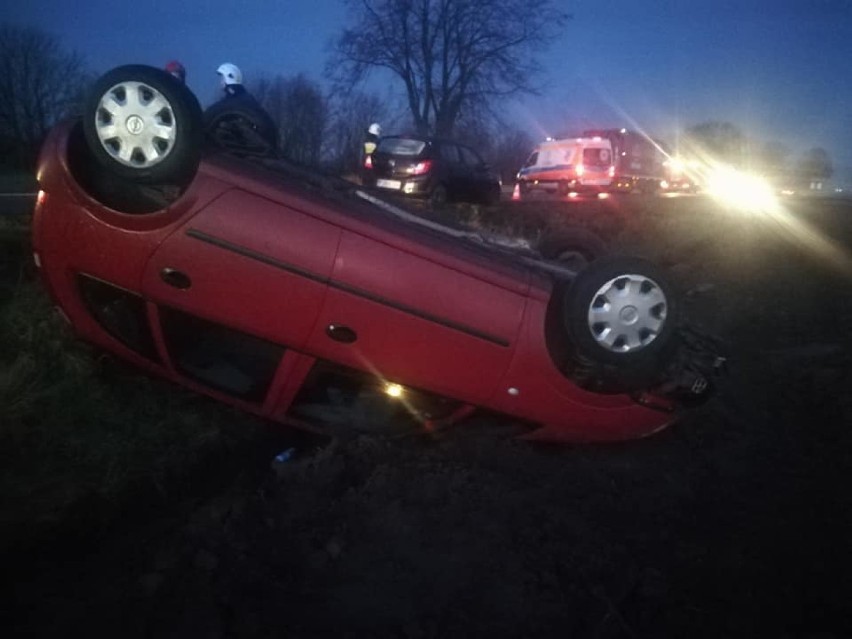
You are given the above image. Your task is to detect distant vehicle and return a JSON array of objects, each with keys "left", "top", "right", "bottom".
[
  {"left": 32, "top": 64, "right": 721, "bottom": 444},
  {"left": 363, "top": 135, "right": 502, "bottom": 206},
  {"left": 661, "top": 157, "right": 702, "bottom": 193},
  {"left": 516, "top": 137, "right": 615, "bottom": 196},
  {"left": 582, "top": 129, "right": 667, "bottom": 193}
]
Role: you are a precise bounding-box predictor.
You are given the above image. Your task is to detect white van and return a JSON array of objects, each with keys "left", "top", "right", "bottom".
[{"left": 516, "top": 137, "right": 614, "bottom": 195}]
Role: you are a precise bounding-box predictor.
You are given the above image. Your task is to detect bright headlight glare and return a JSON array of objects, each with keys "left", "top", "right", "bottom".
[{"left": 706, "top": 166, "right": 778, "bottom": 213}]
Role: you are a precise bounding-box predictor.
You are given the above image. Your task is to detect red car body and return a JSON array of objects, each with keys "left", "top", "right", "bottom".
[{"left": 32, "top": 119, "right": 680, "bottom": 443}]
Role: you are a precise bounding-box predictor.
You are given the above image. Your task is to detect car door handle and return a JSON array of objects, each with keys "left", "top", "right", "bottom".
[
  {"left": 160, "top": 267, "right": 192, "bottom": 290},
  {"left": 326, "top": 324, "right": 357, "bottom": 344}
]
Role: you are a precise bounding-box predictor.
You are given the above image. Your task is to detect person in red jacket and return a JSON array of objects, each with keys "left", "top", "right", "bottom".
[{"left": 164, "top": 60, "right": 186, "bottom": 83}]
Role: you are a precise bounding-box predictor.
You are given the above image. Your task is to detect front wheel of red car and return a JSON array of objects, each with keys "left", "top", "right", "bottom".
[
  {"left": 83, "top": 65, "right": 203, "bottom": 187},
  {"left": 561, "top": 256, "right": 680, "bottom": 392}
]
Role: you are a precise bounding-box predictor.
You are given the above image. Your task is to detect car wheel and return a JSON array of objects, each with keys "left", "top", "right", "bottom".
[
  {"left": 538, "top": 227, "right": 608, "bottom": 272},
  {"left": 204, "top": 103, "right": 278, "bottom": 158},
  {"left": 561, "top": 256, "right": 680, "bottom": 392},
  {"left": 430, "top": 183, "right": 448, "bottom": 207},
  {"left": 83, "top": 64, "right": 203, "bottom": 186},
  {"left": 557, "top": 180, "right": 571, "bottom": 196}
]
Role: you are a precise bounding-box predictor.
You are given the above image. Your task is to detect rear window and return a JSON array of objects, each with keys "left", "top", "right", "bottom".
[
  {"left": 377, "top": 137, "right": 427, "bottom": 156},
  {"left": 459, "top": 146, "right": 483, "bottom": 166},
  {"left": 583, "top": 147, "right": 612, "bottom": 167}
]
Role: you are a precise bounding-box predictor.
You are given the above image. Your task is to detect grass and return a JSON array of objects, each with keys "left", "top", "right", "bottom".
[
  {"left": 0, "top": 169, "right": 37, "bottom": 193},
  {"left": 0, "top": 276, "right": 270, "bottom": 554},
  {"left": 2, "top": 192, "right": 847, "bottom": 561}
]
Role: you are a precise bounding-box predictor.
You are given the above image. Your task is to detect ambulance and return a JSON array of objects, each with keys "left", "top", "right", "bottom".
[{"left": 516, "top": 137, "right": 614, "bottom": 195}]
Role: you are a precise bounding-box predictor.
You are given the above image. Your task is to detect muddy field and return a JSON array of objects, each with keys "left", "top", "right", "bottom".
[{"left": 3, "top": 193, "right": 852, "bottom": 637}]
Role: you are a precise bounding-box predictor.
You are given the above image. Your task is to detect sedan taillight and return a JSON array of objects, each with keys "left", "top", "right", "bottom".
[{"left": 407, "top": 159, "right": 432, "bottom": 176}]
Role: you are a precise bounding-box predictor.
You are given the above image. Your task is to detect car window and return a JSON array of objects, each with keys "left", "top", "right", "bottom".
[
  {"left": 523, "top": 151, "right": 539, "bottom": 167},
  {"left": 459, "top": 145, "right": 483, "bottom": 166},
  {"left": 439, "top": 144, "right": 461, "bottom": 162},
  {"left": 377, "top": 137, "right": 427, "bottom": 156},
  {"left": 583, "top": 147, "right": 612, "bottom": 167}
]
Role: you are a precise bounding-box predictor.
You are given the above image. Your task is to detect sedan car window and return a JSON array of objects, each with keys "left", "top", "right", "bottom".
[
  {"left": 459, "top": 145, "right": 484, "bottom": 167},
  {"left": 439, "top": 144, "right": 461, "bottom": 162},
  {"left": 376, "top": 137, "right": 427, "bottom": 156}
]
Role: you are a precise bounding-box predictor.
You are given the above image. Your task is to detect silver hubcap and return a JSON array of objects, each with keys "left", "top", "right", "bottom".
[
  {"left": 95, "top": 81, "right": 176, "bottom": 168},
  {"left": 587, "top": 273, "right": 668, "bottom": 353}
]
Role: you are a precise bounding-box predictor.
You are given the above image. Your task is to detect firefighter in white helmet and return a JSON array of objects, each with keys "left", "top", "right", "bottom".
[
  {"left": 364, "top": 122, "right": 381, "bottom": 156},
  {"left": 361, "top": 122, "right": 382, "bottom": 184}
]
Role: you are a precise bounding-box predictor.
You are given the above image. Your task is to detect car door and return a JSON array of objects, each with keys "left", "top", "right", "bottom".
[
  {"left": 458, "top": 144, "right": 493, "bottom": 201},
  {"left": 141, "top": 189, "right": 341, "bottom": 402},
  {"left": 302, "top": 230, "right": 529, "bottom": 404},
  {"left": 437, "top": 142, "right": 465, "bottom": 197}
]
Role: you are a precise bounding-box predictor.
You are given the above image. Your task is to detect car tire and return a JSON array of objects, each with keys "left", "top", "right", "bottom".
[
  {"left": 538, "top": 227, "right": 608, "bottom": 272},
  {"left": 557, "top": 180, "right": 571, "bottom": 196},
  {"left": 204, "top": 103, "right": 278, "bottom": 158},
  {"left": 430, "top": 183, "right": 448, "bottom": 207},
  {"left": 560, "top": 256, "right": 680, "bottom": 392},
  {"left": 83, "top": 64, "right": 203, "bottom": 186}
]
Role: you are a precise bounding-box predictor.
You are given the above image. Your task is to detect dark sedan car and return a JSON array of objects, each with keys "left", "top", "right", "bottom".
[
  {"left": 365, "top": 135, "right": 502, "bottom": 206},
  {"left": 31, "top": 65, "right": 719, "bottom": 443}
]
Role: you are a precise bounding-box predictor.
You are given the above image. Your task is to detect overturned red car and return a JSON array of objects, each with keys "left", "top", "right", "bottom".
[{"left": 32, "top": 65, "right": 719, "bottom": 443}]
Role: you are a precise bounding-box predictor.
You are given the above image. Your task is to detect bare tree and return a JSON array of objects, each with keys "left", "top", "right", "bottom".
[
  {"left": 330, "top": 0, "right": 570, "bottom": 137},
  {"left": 253, "top": 73, "right": 328, "bottom": 166},
  {"left": 0, "top": 24, "right": 89, "bottom": 167},
  {"left": 491, "top": 127, "right": 534, "bottom": 184}
]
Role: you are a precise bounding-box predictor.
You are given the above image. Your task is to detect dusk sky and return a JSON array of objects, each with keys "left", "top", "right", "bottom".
[{"left": 6, "top": 0, "right": 852, "bottom": 179}]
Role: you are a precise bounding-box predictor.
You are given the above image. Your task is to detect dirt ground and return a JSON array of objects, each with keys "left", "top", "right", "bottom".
[{"left": 3, "top": 193, "right": 852, "bottom": 638}]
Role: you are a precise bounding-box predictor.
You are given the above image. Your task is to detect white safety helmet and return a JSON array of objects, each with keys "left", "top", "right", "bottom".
[
  {"left": 368, "top": 122, "right": 381, "bottom": 136},
  {"left": 217, "top": 63, "right": 243, "bottom": 86}
]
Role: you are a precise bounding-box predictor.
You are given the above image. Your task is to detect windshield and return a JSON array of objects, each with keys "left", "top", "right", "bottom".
[
  {"left": 523, "top": 151, "right": 539, "bottom": 167},
  {"left": 377, "top": 138, "right": 427, "bottom": 156}
]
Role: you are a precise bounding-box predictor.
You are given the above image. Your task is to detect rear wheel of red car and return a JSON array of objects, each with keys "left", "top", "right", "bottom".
[
  {"left": 83, "top": 65, "right": 203, "bottom": 187},
  {"left": 560, "top": 256, "right": 680, "bottom": 392}
]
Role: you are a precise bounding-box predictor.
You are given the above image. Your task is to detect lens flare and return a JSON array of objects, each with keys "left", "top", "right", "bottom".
[
  {"left": 384, "top": 382, "right": 404, "bottom": 398},
  {"left": 705, "top": 165, "right": 778, "bottom": 214}
]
